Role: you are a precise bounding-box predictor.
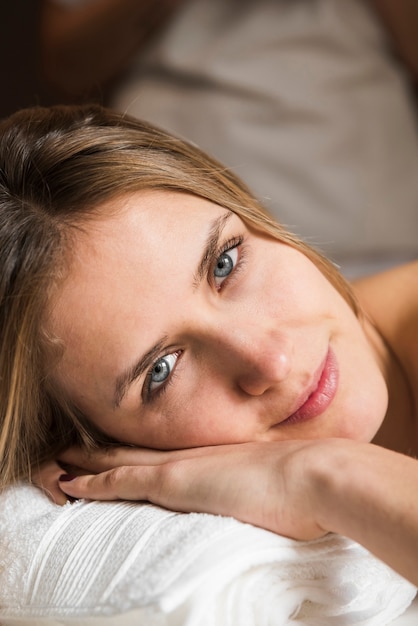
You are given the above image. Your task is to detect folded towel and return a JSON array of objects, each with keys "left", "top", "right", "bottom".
[{"left": 0, "top": 483, "right": 416, "bottom": 625}]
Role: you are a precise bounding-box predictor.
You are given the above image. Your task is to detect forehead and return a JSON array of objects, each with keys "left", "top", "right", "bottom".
[
  {"left": 83, "top": 189, "right": 225, "bottom": 249},
  {"left": 66, "top": 188, "right": 228, "bottom": 280}
]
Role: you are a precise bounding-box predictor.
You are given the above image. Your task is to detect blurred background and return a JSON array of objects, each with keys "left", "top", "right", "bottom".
[
  {"left": 0, "top": 1, "right": 42, "bottom": 118},
  {"left": 0, "top": 0, "right": 106, "bottom": 116}
]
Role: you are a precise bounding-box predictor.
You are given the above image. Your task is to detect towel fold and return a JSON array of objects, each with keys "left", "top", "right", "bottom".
[{"left": 0, "top": 483, "right": 416, "bottom": 625}]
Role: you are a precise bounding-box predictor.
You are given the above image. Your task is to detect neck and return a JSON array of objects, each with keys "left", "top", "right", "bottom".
[
  {"left": 373, "top": 359, "right": 416, "bottom": 455},
  {"left": 352, "top": 262, "right": 418, "bottom": 457}
]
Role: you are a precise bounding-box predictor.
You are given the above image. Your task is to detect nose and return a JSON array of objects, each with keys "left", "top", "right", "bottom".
[
  {"left": 237, "top": 346, "right": 291, "bottom": 396},
  {"left": 202, "top": 320, "right": 292, "bottom": 397}
]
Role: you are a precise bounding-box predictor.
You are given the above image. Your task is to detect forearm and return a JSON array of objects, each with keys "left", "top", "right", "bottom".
[
  {"left": 369, "top": 0, "right": 418, "bottom": 79},
  {"left": 40, "top": 0, "right": 184, "bottom": 95},
  {"left": 312, "top": 439, "right": 418, "bottom": 585}
]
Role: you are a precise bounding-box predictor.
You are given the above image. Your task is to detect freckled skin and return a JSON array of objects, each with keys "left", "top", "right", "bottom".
[
  {"left": 43, "top": 191, "right": 418, "bottom": 587},
  {"left": 50, "top": 190, "right": 388, "bottom": 450}
]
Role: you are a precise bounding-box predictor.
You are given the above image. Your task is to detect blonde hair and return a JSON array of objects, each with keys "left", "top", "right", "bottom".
[{"left": 0, "top": 104, "right": 357, "bottom": 489}]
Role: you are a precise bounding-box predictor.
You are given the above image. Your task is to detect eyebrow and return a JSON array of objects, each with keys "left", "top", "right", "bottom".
[
  {"left": 113, "top": 337, "right": 168, "bottom": 408},
  {"left": 193, "top": 211, "right": 233, "bottom": 288},
  {"left": 113, "top": 210, "right": 233, "bottom": 409}
]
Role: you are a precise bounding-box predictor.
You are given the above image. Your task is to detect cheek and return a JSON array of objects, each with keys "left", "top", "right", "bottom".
[
  {"left": 252, "top": 248, "right": 333, "bottom": 319},
  {"left": 155, "top": 402, "right": 232, "bottom": 448},
  {"left": 136, "top": 392, "right": 254, "bottom": 450},
  {"left": 332, "top": 348, "right": 388, "bottom": 442}
]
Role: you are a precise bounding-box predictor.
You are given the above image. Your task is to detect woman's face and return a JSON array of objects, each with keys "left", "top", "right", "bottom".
[{"left": 50, "top": 190, "right": 388, "bottom": 449}]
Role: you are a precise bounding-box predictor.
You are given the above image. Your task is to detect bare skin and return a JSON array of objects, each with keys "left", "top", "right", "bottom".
[
  {"left": 44, "top": 438, "right": 418, "bottom": 586},
  {"left": 33, "top": 190, "right": 418, "bottom": 587}
]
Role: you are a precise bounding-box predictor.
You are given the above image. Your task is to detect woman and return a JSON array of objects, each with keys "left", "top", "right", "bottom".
[{"left": 0, "top": 104, "right": 417, "bottom": 588}]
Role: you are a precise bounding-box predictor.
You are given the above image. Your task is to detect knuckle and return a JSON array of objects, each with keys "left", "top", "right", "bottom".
[{"left": 103, "top": 465, "right": 128, "bottom": 490}]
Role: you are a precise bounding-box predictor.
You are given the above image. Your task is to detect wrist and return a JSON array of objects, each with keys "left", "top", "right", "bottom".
[{"left": 303, "top": 438, "right": 364, "bottom": 536}]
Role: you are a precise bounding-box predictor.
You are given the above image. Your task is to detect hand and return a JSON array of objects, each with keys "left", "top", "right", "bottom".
[
  {"left": 57, "top": 440, "right": 332, "bottom": 541},
  {"left": 31, "top": 445, "right": 202, "bottom": 506},
  {"left": 32, "top": 460, "right": 71, "bottom": 505}
]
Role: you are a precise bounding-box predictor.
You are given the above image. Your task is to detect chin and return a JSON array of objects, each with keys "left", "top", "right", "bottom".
[{"left": 337, "top": 407, "right": 387, "bottom": 443}]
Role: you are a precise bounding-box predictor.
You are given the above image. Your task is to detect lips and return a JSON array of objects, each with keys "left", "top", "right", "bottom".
[{"left": 281, "top": 348, "right": 339, "bottom": 426}]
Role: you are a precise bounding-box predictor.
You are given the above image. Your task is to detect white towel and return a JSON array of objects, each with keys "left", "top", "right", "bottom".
[{"left": 0, "top": 483, "right": 416, "bottom": 625}]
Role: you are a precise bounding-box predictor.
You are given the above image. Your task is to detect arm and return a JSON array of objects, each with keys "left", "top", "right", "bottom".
[
  {"left": 54, "top": 438, "right": 418, "bottom": 586},
  {"left": 314, "top": 439, "right": 418, "bottom": 587},
  {"left": 40, "top": 0, "right": 186, "bottom": 96},
  {"left": 369, "top": 0, "right": 418, "bottom": 79},
  {"left": 4, "top": 470, "right": 414, "bottom": 625}
]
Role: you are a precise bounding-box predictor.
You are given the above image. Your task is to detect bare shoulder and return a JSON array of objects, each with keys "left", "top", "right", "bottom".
[
  {"left": 352, "top": 261, "right": 418, "bottom": 325},
  {"left": 352, "top": 260, "right": 418, "bottom": 394},
  {"left": 352, "top": 262, "right": 418, "bottom": 452}
]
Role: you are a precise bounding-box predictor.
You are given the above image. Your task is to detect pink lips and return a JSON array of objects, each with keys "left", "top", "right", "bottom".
[{"left": 282, "top": 348, "right": 339, "bottom": 426}]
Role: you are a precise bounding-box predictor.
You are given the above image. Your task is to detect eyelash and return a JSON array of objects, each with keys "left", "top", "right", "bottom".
[
  {"left": 144, "top": 354, "right": 181, "bottom": 403},
  {"left": 211, "top": 235, "right": 245, "bottom": 290},
  {"left": 144, "top": 233, "right": 245, "bottom": 403}
]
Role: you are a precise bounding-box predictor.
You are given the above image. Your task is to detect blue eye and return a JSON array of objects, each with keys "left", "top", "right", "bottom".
[
  {"left": 214, "top": 246, "right": 238, "bottom": 287},
  {"left": 148, "top": 352, "right": 179, "bottom": 394}
]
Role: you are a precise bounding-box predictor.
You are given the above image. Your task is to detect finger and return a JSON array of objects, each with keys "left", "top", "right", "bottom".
[
  {"left": 58, "top": 465, "right": 161, "bottom": 503},
  {"left": 58, "top": 445, "right": 167, "bottom": 472},
  {"left": 58, "top": 461, "right": 213, "bottom": 512},
  {"left": 58, "top": 443, "right": 223, "bottom": 473},
  {"left": 58, "top": 459, "right": 240, "bottom": 518},
  {"left": 39, "top": 482, "right": 70, "bottom": 506},
  {"left": 32, "top": 460, "right": 72, "bottom": 505}
]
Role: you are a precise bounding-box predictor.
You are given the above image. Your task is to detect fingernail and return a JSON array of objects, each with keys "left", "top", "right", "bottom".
[{"left": 59, "top": 474, "right": 77, "bottom": 482}]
